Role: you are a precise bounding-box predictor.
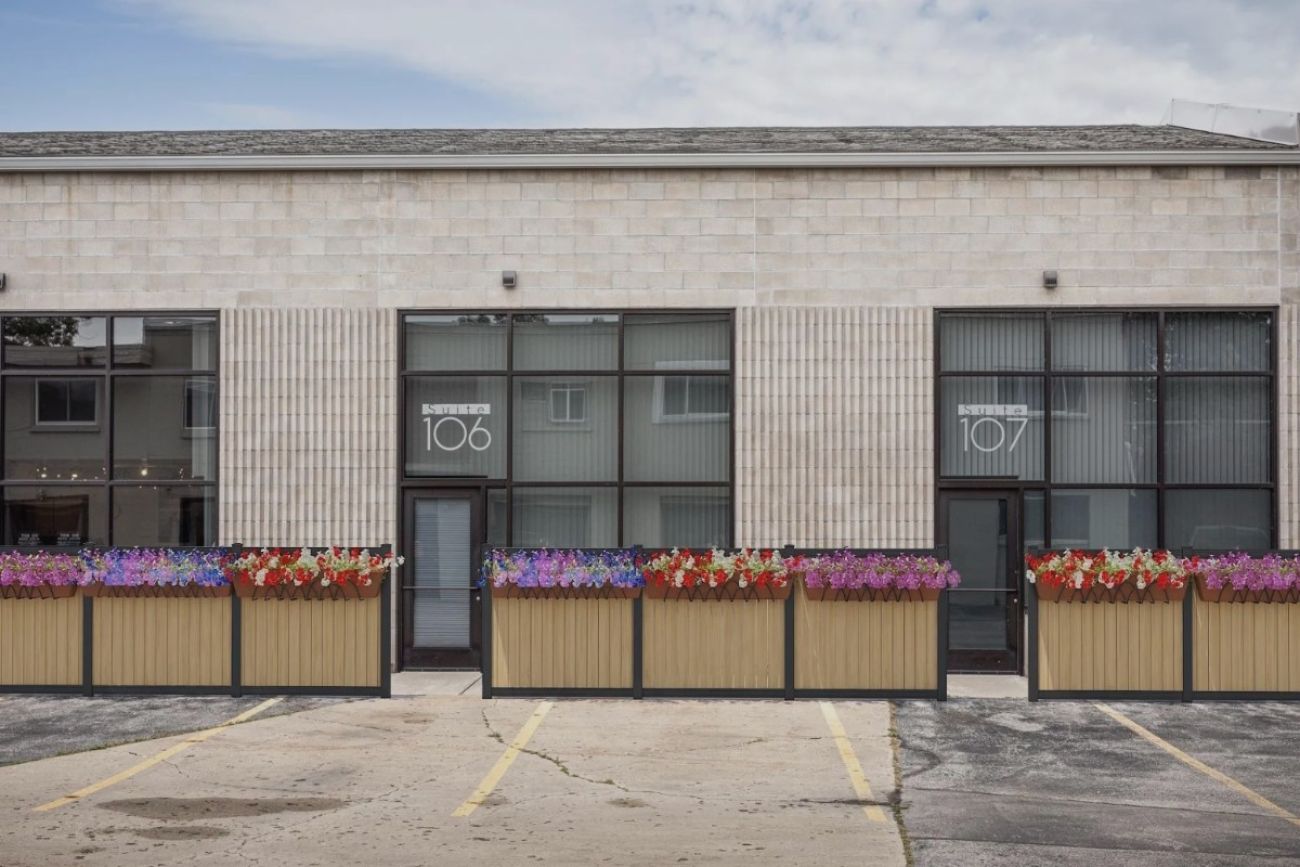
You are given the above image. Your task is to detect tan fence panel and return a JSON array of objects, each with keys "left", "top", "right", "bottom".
[
  {"left": 1039, "top": 600, "right": 1182, "bottom": 692},
  {"left": 794, "top": 594, "right": 937, "bottom": 691},
  {"left": 0, "top": 597, "right": 81, "bottom": 686},
  {"left": 92, "top": 597, "right": 230, "bottom": 687},
  {"left": 492, "top": 597, "right": 633, "bottom": 689},
  {"left": 241, "top": 597, "right": 380, "bottom": 688},
  {"left": 642, "top": 598, "right": 784, "bottom": 690},
  {"left": 1195, "top": 600, "right": 1300, "bottom": 693}
]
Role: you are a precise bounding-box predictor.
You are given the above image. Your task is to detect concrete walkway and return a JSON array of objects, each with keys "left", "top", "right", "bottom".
[{"left": 0, "top": 694, "right": 906, "bottom": 866}]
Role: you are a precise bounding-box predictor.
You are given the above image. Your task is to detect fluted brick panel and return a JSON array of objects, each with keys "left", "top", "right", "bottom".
[
  {"left": 1280, "top": 304, "right": 1298, "bottom": 548},
  {"left": 219, "top": 307, "right": 396, "bottom": 547},
  {"left": 735, "top": 306, "right": 933, "bottom": 547}
]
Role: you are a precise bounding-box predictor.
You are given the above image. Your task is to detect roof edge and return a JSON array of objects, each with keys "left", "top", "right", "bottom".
[{"left": 0, "top": 149, "right": 1297, "bottom": 172}]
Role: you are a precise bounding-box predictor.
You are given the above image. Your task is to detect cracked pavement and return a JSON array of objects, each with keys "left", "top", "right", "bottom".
[{"left": 0, "top": 693, "right": 904, "bottom": 866}]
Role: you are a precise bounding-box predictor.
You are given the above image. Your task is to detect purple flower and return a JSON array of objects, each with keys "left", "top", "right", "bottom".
[
  {"left": 486, "top": 549, "right": 642, "bottom": 589},
  {"left": 1194, "top": 552, "right": 1300, "bottom": 592},
  {"left": 801, "top": 550, "right": 961, "bottom": 591}
]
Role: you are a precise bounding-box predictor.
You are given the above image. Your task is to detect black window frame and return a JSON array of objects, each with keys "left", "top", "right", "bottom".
[
  {"left": 0, "top": 311, "right": 220, "bottom": 546},
  {"left": 935, "top": 307, "right": 1278, "bottom": 550},
  {"left": 398, "top": 309, "right": 735, "bottom": 547}
]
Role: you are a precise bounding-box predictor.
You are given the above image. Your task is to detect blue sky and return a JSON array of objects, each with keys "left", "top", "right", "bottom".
[{"left": 2, "top": 0, "right": 1297, "bottom": 131}]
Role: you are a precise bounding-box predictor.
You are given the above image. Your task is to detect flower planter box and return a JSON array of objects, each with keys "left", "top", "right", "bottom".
[
  {"left": 240, "top": 594, "right": 382, "bottom": 689},
  {"left": 1193, "top": 577, "right": 1300, "bottom": 695},
  {"left": 0, "top": 593, "right": 82, "bottom": 687},
  {"left": 1036, "top": 593, "right": 1183, "bottom": 694},
  {"left": 1034, "top": 583, "right": 1186, "bottom": 603},
  {"left": 91, "top": 595, "right": 231, "bottom": 688},
  {"left": 644, "top": 582, "right": 790, "bottom": 601},
  {"left": 0, "top": 583, "right": 78, "bottom": 600},
  {"left": 641, "top": 593, "right": 785, "bottom": 691},
  {"left": 84, "top": 583, "right": 230, "bottom": 598},
  {"left": 233, "top": 580, "right": 379, "bottom": 600},
  {"left": 803, "top": 585, "right": 939, "bottom": 603},
  {"left": 794, "top": 586, "right": 938, "bottom": 692},
  {"left": 491, "top": 593, "right": 634, "bottom": 690},
  {"left": 490, "top": 585, "right": 640, "bottom": 600}
]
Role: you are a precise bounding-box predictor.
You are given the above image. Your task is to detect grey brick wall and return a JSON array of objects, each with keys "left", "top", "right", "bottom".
[{"left": 0, "top": 164, "right": 1292, "bottom": 310}]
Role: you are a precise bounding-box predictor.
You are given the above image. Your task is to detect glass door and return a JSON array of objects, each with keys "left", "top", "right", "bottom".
[
  {"left": 402, "top": 489, "right": 482, "bottom": 668},
  {"left": 939, "top": 490, "right": 1021, "bottom": 673}
]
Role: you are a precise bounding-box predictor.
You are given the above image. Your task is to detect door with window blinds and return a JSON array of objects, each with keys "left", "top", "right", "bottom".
[{"left": 411, "top": 496, "right": 472, "bottom": 649}]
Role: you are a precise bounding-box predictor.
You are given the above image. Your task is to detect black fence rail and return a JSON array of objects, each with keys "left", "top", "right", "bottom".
[{"left": 481, "top": 544, "right": 951, "bottom": 702}]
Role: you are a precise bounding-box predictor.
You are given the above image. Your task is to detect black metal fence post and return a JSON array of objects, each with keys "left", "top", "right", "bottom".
[
  {"left": 1181, "top": 588, "right": 1194, "bottom": 703},
  {"left": 782, "top": 544, "right": 796, "bottom": 701},
  {"left": 231, "top": 593, "right": 243, "bottom": 698},
  {"left": 81, "top": 594, "right": 94, "bottom": 697},
  {"left": 1027, "top": 586, "right": 1039, "bottom": 702},
  {"left": 632, "top": 545, "right": 643, "bottom": 700},
  {"left": 936, "top": 589, "right": 949, "bottom": 702},
  {"left": 481, "top": 551, "right": 493, "bottom": 700}
]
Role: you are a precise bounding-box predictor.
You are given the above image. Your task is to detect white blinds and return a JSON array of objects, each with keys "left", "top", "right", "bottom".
[{"left": 412, "top": 497, "right": 471, "bottom": 649}]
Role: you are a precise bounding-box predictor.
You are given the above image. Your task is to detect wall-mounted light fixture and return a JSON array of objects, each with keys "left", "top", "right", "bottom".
[
  {"left": 502, "top": 270, "right": 517, "bottom": 290},
  {"left": 1042, "top": 270, "right": 1058, "bottom": 291}
]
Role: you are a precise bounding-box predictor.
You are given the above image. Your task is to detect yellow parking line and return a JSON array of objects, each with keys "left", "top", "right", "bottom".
[
  {"left": 453, "top": 701, "right": 553, "bottom": 818},
  {"left": 34, "top": 697, "right": 282, "bottom": 813},
  {"left": 1095, "top": 703, "right": 1300, "bottom": 830},
  {"left": 819, "top": 702, "right": 887, "bottom": 823}
]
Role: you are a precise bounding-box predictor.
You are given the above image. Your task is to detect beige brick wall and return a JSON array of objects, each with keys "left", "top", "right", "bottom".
[
  {"left": 0, "top": 164, "right": 1291, "bottom": 310},
  {"left": 219, "top": 307, "right": 396, "bottom": 547},
  {"left": 735, "top": 306, "right": 932, "bottom": 546}
]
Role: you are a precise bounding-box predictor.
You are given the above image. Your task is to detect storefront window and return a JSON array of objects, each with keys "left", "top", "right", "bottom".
[
  {"left": 0, "top": 313, "right": 218, "bottom": 546},
  {"left": 938, "top": 310, "right": 1274, "bottom": 550},
  {"left": 401, "top": 312, "right": 733, "bottom": 547}
]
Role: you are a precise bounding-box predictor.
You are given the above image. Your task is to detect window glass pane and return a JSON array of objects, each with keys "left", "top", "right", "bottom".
[
  {"left": 1051, "top": 377, "right": 1156, "bottom": 483},
  {"left": 405, "top": 376, "right": 507, "bottom": 477},
  {"left": 1166, "top": 377, "right": 1270, "bottom": 484},
  {"left": 623, "top": 313, "right": 730, "bottom": 371},
  {"left": 512, "top": 377, "right": 616, "bottom": 482},
  {"left": 1051, "top": 313, "right": 1156, "bottom": 372},
  {"left": 112, "top": 316, "right": 217, "bottom": 369},
  {"left": 1049, "top": 490, "right": 1157, "bottom": 549},
  {"left": 512, "top": 487, "right": 617, "bottom": 547},
  {"left": 1166, "top": 312, "right": 1271, "bottom": 371},
  {"left": 939, "top": 313, "right": 1043, "bottom": 372},
  {"left": 404, "top": 314, "right": 507, "bottom": 371},
  {"left": 1023, "top": 490, "right": 1046, "bottom": 551},
  {"left": 4, "top": 486, "right": 107, "bottom": 545},
  {"left": 512, "top": 314, "right": 618, "bottom": 370},
  {"left": 2, "top": 316, "right": 106, "bottom": 368},
  {"left": 4, "top": 377, "right": 106, "bottom": 480},
  {"left": 623, "top": 487, "right": 730, "bottom": 548},
  {"left": 624, "top": 376, "right": 729, "bottom": 482},
  {"left": 113, "top": 377, "right": 216, "bottom": 481},
  {"left": 1165, "top": 489, "right": 1271, "bottom": 552},
  {"left": 112, "top": 485, "right": 215, "bottom": 546},
  {"left": 939, "top": 377, "right": 1044, "bottom": 480},
  {"left": 486, "top": 489, "right": 507, "bottom": 547}
]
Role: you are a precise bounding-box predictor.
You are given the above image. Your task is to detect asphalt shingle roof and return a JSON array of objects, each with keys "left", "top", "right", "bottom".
[{"left": 0, "top": 125, "right": 1290, "bottom": 158}]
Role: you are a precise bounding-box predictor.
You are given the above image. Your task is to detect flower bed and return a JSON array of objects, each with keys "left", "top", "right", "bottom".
[
  {"left": 1026, "top": 548, "right": 1189, "bottom": 602},
  {"left": 1189, "top": 553, "right": 1300, "bottom": 604},
  {"left": 0, "top": 551, "right": 83, "bottom": 599},
  {"left": 799, "top": 551, "right": 960, "bottom": 601},
  {"left": 83, "top": 549, "right": 229, "bottom": 597},
  {"left": 226, "top": 547, "right": 401, "bottom": 600},
  {"left": 641, "top": 548, "right": 795, "bottom": 600},
  {"left": 485, "top": 549, "right": 641, "bottom": 598}
]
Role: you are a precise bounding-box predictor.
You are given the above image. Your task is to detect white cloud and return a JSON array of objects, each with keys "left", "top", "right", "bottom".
[{"left": 119, "top": 0, "right": 1300, "bottom": 125}]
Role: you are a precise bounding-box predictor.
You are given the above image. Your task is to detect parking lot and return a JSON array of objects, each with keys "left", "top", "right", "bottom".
[{"left": 0, "top": 680, "right": 1297, "bottom": 866}]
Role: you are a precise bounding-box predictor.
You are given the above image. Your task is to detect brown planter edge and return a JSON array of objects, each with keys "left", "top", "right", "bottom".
[
  {"left": 489, "top": 585, "right": 641, "bottom": 600},
  {"left": 233, "top": 580, "right": 382, "bottom": 601},
  {"left": 0, "top": 583, "right": 79, "bottom": 600},
  {"left": 1194, "top": 576, "right": 1300, "bottom": 604},
  {"left": 83, "top": 583, "right": 232, "bottom": 599},
  {"left": 1034, "top": 582, "right": 1187, "bottom": 604},
  {"left": 802, "top": 585, "right": 940, "bottom": 602},
  {"left": 644, "top": 582, "right": 791, "bottom": 601}
]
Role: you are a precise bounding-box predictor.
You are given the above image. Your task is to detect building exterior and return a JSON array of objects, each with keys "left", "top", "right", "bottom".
[{"left": 1, "top": 122, "right": 1297, "bottom": 673}]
